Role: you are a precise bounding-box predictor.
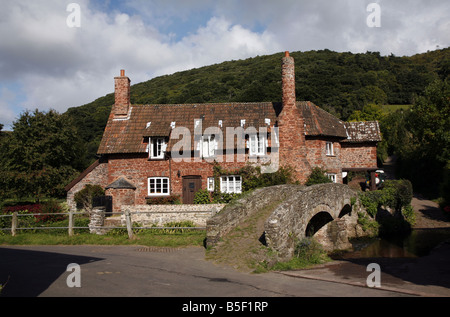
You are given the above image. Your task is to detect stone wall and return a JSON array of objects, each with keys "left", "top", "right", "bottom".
[
  {"left": 66, "top": 161, "right": 109, "bottom": 211},
  {"left": 120, "top": 204, "right": 226, "bottom": 227}
]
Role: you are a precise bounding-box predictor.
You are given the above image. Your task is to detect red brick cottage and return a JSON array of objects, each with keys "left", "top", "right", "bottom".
[{"left": 65, "top": 52, "right": 381, "bottom": 212}]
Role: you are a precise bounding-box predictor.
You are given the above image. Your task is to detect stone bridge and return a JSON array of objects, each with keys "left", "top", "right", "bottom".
[
  {"left": 206, "top": 183, "right": 366, "bottom": 261},
  {"left": 263, "top": 183, "right": 363, "bottom": 260}
]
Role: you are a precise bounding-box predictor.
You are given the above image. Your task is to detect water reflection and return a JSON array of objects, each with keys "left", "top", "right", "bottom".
[{"left": 345, "top": 228, "right": 450, "bottom": 259}]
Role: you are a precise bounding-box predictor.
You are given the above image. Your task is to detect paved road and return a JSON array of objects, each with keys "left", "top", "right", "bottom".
[{"left": 0, "top": 245, "right": 411, "bottom": 299}]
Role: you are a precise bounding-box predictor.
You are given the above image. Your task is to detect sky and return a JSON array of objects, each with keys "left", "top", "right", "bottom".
[{"left": 0, "top": 0, "right": 449, "bottom": 130}]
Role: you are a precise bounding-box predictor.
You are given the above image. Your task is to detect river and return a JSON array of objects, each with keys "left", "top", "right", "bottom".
[{"left": 343, "top": 228, "right": 450, "bottom": 259}]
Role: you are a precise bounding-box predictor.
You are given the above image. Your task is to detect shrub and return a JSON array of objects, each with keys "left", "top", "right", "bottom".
[
  {"left": 146, "top": 195, "right": 181, "bottom": 205},
  {"left": 193, "top": 189, "right": 211, "bottom": 204},
  {"left": 305, "top": 167, "right": 332, "bottom": 186},
  {"left": 34, "top": 200, "right": 66, "bottom": 224},
  {"left": 74, "top": 184, "right": 105, "bottom": 212}
]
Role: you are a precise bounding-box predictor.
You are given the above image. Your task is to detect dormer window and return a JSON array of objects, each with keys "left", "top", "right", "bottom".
[
  {"left": 201, "top": 135, "right": 217, "bottom": 158},
  {"left": 150, "top": 137, "right": 166, "bottom": 159},
  {"left": 249, "top": 134, "right": 266, "bottom": 156}
]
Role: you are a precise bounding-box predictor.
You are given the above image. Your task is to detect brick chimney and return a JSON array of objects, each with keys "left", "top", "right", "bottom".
[
  {"left": 278, "top": 51, "right": 311, "bottom": 183},
  {"left": 281, "top": 51, "right": 296, "bottom": 112},
  {"left": 114, "top": 70, "right": 130, "bottom": 117}
]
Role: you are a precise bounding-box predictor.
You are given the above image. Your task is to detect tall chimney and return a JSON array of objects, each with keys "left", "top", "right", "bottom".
[
  {"left": 278, "top": 51, "right": 311, "bottom": 184},
  {"left": 281, "top": 51, "right": 296, "bottom": 111},
  {"left": 114, "top": 69, "right": 130, "bottom": 117}
]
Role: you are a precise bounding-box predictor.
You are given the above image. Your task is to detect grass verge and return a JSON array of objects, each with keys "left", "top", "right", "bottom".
[{"left": 0, "top": 230, "right": 206, "bottom": 248}]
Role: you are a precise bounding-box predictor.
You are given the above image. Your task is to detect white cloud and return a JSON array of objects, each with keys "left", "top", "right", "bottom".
[{"left": 0, "top": 0, "right": 448, "bottom": 129}]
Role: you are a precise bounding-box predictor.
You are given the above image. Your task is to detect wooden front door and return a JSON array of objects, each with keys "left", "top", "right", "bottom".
[{"left": 182, "top": 176, "right": 202, "bottom": 204}]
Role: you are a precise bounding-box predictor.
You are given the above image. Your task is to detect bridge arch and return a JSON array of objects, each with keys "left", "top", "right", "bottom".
[{"left": 264, "top": 183, "right": 363, "bottom": 261}]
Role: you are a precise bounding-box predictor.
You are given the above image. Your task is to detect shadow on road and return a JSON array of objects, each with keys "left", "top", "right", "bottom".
[{"left": 0, "top": 247, "right": 103, "bottom": 297}]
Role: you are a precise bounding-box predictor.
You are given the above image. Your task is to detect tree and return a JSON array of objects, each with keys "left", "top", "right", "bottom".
[
  {"left": 393, "top": 79, "right": 450, "bottom": 198},
  {"left": 0, "top": 109, "right": 83, "bottom": 200},
  {"left": 348, "top": 103, "right": 384, "bottom": 122}
]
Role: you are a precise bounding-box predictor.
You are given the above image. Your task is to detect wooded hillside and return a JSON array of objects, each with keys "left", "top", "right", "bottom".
[{"left": 64, "top": 48, "right": 449, "bottom": 167}]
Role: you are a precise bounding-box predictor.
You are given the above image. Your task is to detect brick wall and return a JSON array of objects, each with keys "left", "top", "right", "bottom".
[
  {"left": 305, "top": 138, "right": 343, "bottom": 182},
  {"left": 340, "top": 142, "right": 378, "bottom": 169}
]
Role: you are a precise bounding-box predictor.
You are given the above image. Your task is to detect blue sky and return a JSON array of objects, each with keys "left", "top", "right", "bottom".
[{"left": 0, "top": 0, "right": 449, "bottom": 130}]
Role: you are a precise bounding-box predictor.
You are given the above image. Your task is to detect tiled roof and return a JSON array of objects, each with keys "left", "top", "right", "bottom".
[
  {"left": 97, "top": 101, "right": 371, "bottom": 155},
  {"left": 343, "top": 121, "right": 382, "bottom": 143},
  {"left": 98, "top": 102, "right": 280, "bottom": 155},
  {"left": 299, "top": 101, "right": 348, "bottom": 138}
]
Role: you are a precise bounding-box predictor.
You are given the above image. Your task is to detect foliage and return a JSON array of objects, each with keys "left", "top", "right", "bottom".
[
  {"left": 359, "top": 180, "right": 414, "bottom": 236},
  {"left": 359, "top": 180, "right": 413, "bottom": 216},
  {"left": 305, "top": 167, "right": 332, "bottom": 186},
  {"left": 382, "top": 78, "right": 449, "bottom": 199},
  {"left": 34, "top": 200, "right": 66, "bottom": 224},
  {"left": 74, "top": 184, "right": 105, "bottom": 212},
  {"left": 0, "top": 109, "right": 83, "bottom": 200},
  {"left": 271, "top": 238, "right": 331, "bottom": 270},
  {"left": 146, "top": 195, "right": 181, "bottom": 205},
  {"left": 193, "top": 189, "right": 212, "bottom": 204}
]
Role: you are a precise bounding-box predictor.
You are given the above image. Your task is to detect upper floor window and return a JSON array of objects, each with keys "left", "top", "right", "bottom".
[
  {"left": 249, "top": 134, "right": 266, "bottom": 156},
  {"left": 150, "top": 137, "right": 166, "bottom": 159},
  {"left": 326, "top": 142, "right": 334, "bottom": 156}
]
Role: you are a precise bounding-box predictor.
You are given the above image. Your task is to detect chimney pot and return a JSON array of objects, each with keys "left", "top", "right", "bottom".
[
  {"left": 120, "top": 69, "right": 125, "bottom": 77},
  {"left": 285, "top": 51, "right": 290, "bottom": 57}
]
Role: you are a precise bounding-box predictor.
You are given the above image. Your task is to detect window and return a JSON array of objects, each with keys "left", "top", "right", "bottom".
[
  {"left": 249, "top": 134, "right": 266, "bottom": 156},
  {"left": 207, "top": 177, "right": 215, "bottom": 192},
  {"left": 201, "top": 135, "right": 217, "bottom": 158},
  {"left": 148, "top": 177, "right": 170, "bottom": 196},
  {"left": 220, "top": 175, "right": 242, "bottom": 194},
  {"left": 150, "top": 138, "right": 166, "bottom": 159},
  {"left": 327, "top": 174, "right": 337, "bottom": 183},
  {"left": 326, "top": 142, "right": 334, "bottom": 156}
]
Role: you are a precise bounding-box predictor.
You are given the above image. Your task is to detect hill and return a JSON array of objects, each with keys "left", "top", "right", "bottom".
[{"left": 64, "top": 48, "right": 450, "bottom": 169}]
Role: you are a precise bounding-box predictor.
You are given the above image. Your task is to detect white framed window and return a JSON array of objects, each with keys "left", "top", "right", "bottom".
[
  {"left": 207, "top": 177, "right": 215, "bottom": 192},
  {"left": 201, "top": 135, "right": 217, "bottom": 158},
  {"left": 148, "top": 177, "right": 170, "bottom": 196},
  {"left": 249, "top": 134, "right": 266, "bottom": 156},
  {"left": 326, "top": 142, "right": 334, "bottom": 156},
  {"left": 220, "top": 175, "right": 242, "bottom": 194},
  {"left": 327, "top": 173, "right": 337, "bottom": 183},
  {"left": 150, "top": 137, "right": 166, "bottom": 159}
]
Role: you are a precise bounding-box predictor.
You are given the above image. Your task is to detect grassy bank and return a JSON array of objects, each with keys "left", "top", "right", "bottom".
[{"left": 0, "top": 230, "right": 206, "bottom": 248}]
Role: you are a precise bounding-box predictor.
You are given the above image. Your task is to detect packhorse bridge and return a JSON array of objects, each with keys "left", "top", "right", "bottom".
[{"left": 206, "top": 183, "right": 366, "bottom": 261}]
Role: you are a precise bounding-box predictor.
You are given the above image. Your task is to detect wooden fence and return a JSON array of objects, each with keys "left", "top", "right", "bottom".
[{"left": 0, "top": 210, "right": 209, "bottom": 239}]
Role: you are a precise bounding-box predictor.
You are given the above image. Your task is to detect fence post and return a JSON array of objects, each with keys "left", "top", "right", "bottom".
[
  {"left": 68, "top": 211, "right": 74, "bottom": 237},
  {"left": 11, "top": 212, "right": 18, "bottom": 237},
  {"left": 125, "top": 210, "right": 134, "bottom": 239}
]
